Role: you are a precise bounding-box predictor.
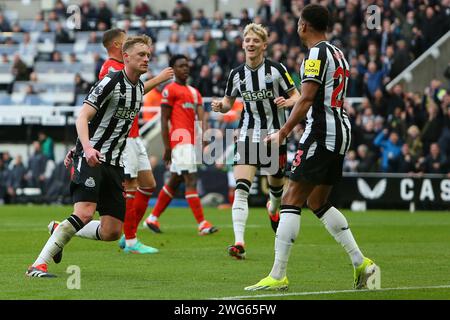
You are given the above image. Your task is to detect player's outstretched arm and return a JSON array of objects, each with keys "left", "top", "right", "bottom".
[
  {"left": 274, "top": 88, "right": 301, "bottom": 108},
  {"left": 211, "top": 96, "right": 235, "bottom": 113},
  {"left": 143, "top": 67, "right": 174, "bottom": 94}
]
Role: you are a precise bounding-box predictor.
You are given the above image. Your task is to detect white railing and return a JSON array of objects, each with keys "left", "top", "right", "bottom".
[
  {"left": 386, "top": 30, "right": 450, "bottom": 91},
  {"left": 0, "top": 97, "right": 366, "bottom": 126}
]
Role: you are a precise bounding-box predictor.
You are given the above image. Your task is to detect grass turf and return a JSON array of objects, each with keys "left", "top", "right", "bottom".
[{"left": 1, "top": 205, "right": 450, "bottom": 300}]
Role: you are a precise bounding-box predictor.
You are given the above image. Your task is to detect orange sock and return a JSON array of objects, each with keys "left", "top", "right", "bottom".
[
  {"left": 152, "top": 185, "right": 174, "bottom": 218},
  {"left": 134, "top": 187, "right": 153, "bottom": 226},
  {"left": 124, "top": 191, "right": 137, "bottom": 240},
  {"left": 185, "top": 190, "right": 204, "bottom": 224}
]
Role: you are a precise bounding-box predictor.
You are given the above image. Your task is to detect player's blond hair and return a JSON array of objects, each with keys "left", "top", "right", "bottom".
[
  {"left": 243, "top": 23, "right": 268, "bottom": 43},
  {"left": 122, "top": 35, "right": 152, "bottom": 52}
]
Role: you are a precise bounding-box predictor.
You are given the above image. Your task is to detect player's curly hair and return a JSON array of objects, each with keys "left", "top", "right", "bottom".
[
  {"left": 243, "top": 23, "right": 269, "bottom": 43},
  {"left": 122, "top": 35, "right": 152, "bottom": 52}
]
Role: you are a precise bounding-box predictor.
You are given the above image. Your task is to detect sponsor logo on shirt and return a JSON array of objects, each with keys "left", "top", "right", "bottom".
[
  {"left": 241, "top": 89, "right": 274, "bottom": 101},
  {"left": 304, "top": 59, "right": 321, "bottom": 77}
]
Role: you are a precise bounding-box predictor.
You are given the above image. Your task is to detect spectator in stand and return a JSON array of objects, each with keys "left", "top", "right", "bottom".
[
  {"left": 11, "top": 54, "right": 30, "bottom": 82},
  {"left": 348, "top": 67, "right": 364, "bottom": 97},
  {"left": 343, "top": 150, "right": 359, "bottom": 173},
  {"left": 117, "top": 0, "right": 131, "bottom": 18},
  {"left": 6, "top": 155, "right": 27, "bottom": 203},
  {"left": 80, "top": 0, "right": 98, "bottom": 31},
  {"left": 356, "top": 144, "right": 377, "bottom": 172},
  {"left": 2, "top": 151, "right": 12, "bottom": 168},
  {"left": 420, "top": 143, "right": 448, "bottom": 174},
  {"left": 211, "top": 10, "right": 224, "bottom": 29},
  {"left": 405, "top": 125, "right": 423, "bottom": 160},
  {"left": 25, "top": 141, "right": 49, "bottom": 189},
  {"left": 54, "top": 22, "right": 72, "bottom": 44},
  {"left": 97, "top": 1, "right": 113, "bottom": 30},
  {"left": 391, "top": 143, "right": 417, "bottom": 173},
  {"left": 137, "top": 18, "right": 156, "bottom": 42},
  {"left": 239, "top": 9, "right": 252, "bottom": 28},
  {"left": 21, "top": 84, "right": 43, "bottom": 106},
  {"left": 38, "top": 131, "right": 55, "bottom": 161},
  {"left": 390, "top": 39, "right": 411, "bottom": 79},
  {"left": 193, "top": 65, "right": 213, "bottom": 97},
  {"left": 74, "top": 73, "right": 90, "bottom": 97},
  {"left": 172, "top": 0, "right": 192, "bottom": 24},
  {"left": 421, "top": 100, "right": 443, "bottom": 155},
  {"left": 364, "top": 62, "right": 384, "bottom": 99},
  {"left": 134, "top": 0, "right": 153, "bottom": 18},
  {"left": 18, "top": 32, "right": 37, "bottom": 66},
  {"left": 374, "top": 129, "right": 402, "bottom": 172},
  {"left": 166, "top": 32, "right": 182, "bottom": 56},
  {"left": 53, "top": 0, "right": 67, "bottom": 19},
  {"left": 210, "top": 66, "right": 225, "bottom": 98},
  {"left": 257, "top": 0, "right": 272, "bottom": 23},
  {"left": 51, "top": 50, "right": 63, "bottom": 62},
  {"left": 195, "top": 9, "right": 210, "bottom": 28},
  {"left": 0, "top": 12, "right": 11, "bottom": 32}
]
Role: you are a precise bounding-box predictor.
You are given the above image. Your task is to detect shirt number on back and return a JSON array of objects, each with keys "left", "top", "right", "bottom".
[{"left": 331, "top": 66, "right": 349, "bottom": 108}]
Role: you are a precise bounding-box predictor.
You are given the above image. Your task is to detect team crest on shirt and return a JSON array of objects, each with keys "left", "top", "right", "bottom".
[
  {"left": 85, "top": 177, "right": 96, "bottom": 188},
  {"left": 233, "top": 152, "right": 241, "bottom": 162},
  {"left": 264, "top": 73, "right": 273, "bottom": 83},
  {"left": 94, "top": 85, "right": 104, "bottom": 96}
]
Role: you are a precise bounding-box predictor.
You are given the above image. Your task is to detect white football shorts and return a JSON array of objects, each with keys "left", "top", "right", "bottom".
[
  {"left": 123, "top": 137, "right": 152, "bottom": 178},
  {"left": 170, "top": 143, "right": 197, "bottom": 175}
]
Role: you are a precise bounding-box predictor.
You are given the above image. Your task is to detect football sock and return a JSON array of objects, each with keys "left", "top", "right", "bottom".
[
  {"left": 185, "top": 190, "right": 204, "bottom": 224},
  {"left": 75, "top": 220, "right": 102, "bottom": 240},
  {"left": 316, "top": 204, "right": 364, "bottom": 267},
  {"left": 126, "top": 238, "right": 137, "bottom": 247},
  {"left": 270, "top": 206, "right": 301, "bottom": 280},
  {"left": 34, "top": 214, "right": 84, "bottom": 266},
  {"left": 268, "top": 184, "right": 283, "bottom": 214},
  {"left": 134, "top": 187, "right": 153, "bottom": 225},
  {"left": 123, "top": 190, "right": 137, "bottom": 240},
  {"left": 152, "top": 185, "right": 174, "bottom": 218},
  {"left": 232, "top": 179, "right": 251, "bottom": 245}
]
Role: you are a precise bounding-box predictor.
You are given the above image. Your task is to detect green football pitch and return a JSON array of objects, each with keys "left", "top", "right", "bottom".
[{"left": 1, "top": 205, "right": 450, "bottom": 300}]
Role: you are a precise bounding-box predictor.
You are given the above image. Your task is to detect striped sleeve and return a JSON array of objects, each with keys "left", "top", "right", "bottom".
[
  {"left": 84, "top": 74, "right": 116, "bottom": 110},
  {"left": 225, "top": 68, "right": 240, "bottom": 97},
  {"left": 272, "top": 61, "right": 295, "bottom": 93},
  {"left": 301, "top": 45, "right": 328, "bottom": 85}
]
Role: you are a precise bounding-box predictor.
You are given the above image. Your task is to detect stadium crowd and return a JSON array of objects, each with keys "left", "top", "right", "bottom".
[{"left": 0, "top": 0, "right": 449, "bottom": 204}]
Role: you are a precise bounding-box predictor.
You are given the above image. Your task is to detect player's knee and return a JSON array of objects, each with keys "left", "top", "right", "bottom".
[
  {"left": 101, "top": 228, "right": 122, "bottom": 241},
  {"left": 234, "top": 179, "right": 251, "bottom": 199},
  {"left": 307, "top": 199, "right": 329, "bottom": 213}
]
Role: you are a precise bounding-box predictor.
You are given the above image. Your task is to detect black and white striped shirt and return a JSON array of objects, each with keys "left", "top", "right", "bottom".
[
  {"left": 225, "top": 59, "right": 296, "bottom": 143},
  {"left": 76, "top": 70, "right": 144, "bottom": 167},
  {"left": 299, "top": 41, "right": 352, "bottom": 155}
]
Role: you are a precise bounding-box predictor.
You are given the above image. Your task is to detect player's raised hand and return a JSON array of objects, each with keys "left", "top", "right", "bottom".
[
  {"left": 211, "top": 99, "right": 223, "bottom": 112},
  {"left": 85, "top": 147, "right": 102, "bottom": 167},
  {"left": 158, "top": 67, "right": 174, "bottom": 82},
  {"left": 264, "top": 131, "right": 284, "bottom": 146}
]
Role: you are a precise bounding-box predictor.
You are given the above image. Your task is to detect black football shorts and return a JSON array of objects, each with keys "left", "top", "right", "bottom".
[
  {"left": 289, "top": 142, "right": 344, "bottom": 185},
  {"left": 70, "top": 156, "right": 126, "bottom": 221}
]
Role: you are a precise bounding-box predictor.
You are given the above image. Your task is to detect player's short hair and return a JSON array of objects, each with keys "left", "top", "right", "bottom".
[
  {"left": 169, "top": 54, "right": 188, "bottom": 67},
  {"left": 102, "top": 28, "right": 126, "bottom": 49},
  {"left": 301, "top": 4, "right": 329, "bottom": 32},
  {"left": 122, "top": 35, "right": 152, "bottom": 53},
  {"left": 243, "top": 23, "right": 268, "bottom": 42}
]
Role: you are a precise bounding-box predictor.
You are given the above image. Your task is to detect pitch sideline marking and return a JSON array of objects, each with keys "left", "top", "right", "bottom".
[{"left": 211, "top": 284, "right": 450, "bottom": 300}]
